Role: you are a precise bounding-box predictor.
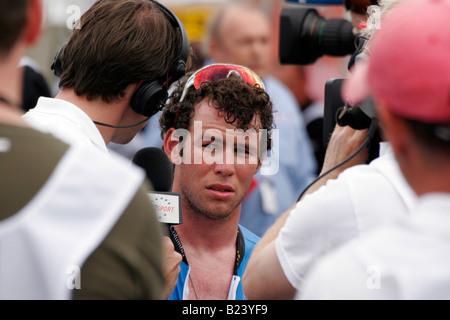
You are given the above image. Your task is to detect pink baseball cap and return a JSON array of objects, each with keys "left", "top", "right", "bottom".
[{"left": 343, "top": 0, "right": 450, "bottom": 123}]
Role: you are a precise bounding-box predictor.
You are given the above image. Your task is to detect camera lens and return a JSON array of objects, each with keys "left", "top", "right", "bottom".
[{"left": 280, "top": 7, "right": 356, "bottom": 65}]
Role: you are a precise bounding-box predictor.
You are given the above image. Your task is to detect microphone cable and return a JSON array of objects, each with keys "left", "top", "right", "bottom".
[
  {"left": 93, "top": 117, "right": 150, "bottom": 129},
  {"left": 296, "top": 118, "right": 378, "bottom": 202}
]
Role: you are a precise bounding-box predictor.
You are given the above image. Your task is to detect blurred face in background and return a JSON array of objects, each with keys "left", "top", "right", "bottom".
[{"left": 209, "top": 6, "right": 272, "bottom": 78}]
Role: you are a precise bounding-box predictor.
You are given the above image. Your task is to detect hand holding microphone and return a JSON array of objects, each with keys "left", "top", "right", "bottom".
[
  {"left": 161, "top": 236, "right": 182, "bottom": 299},
  {"left": 132, "top": 147, "right": 182, "bottom": 299}
]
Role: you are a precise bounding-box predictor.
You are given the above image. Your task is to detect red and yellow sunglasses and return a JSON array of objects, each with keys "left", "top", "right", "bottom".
[{"left": 179, "top": 63, "right": 265, "bottom": 102}]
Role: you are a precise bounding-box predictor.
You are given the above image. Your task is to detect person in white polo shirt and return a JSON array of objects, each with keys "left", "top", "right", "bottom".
[
  {"left": 0, "top": 0, "right": 164, "bottom": 300},
  {"left": 301, "top": 0, "right": 450, "bottom": 299},
  {"left": 24, "top": 0, "right": 190, "bottom": 155}
]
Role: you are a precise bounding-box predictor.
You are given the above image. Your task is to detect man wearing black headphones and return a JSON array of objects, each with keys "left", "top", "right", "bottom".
[
  {"left": 24, "top": 0, "right": 190, "bottom": 155},
  {"left": 22, "top": 0, "right": 190, "bottom": 299},
  {"left": 0, "top": 0, "right": 170, "bottom": 300}
]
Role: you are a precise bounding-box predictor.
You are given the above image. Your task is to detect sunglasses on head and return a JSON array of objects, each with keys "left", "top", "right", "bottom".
[{"left": 179, "top": 63, "right": 265, "bottom": 102}]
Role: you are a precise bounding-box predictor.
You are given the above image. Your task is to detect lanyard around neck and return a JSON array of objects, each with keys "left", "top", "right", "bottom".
[{"left": 168, "top": 225, "right": 245, "bottom": 276}]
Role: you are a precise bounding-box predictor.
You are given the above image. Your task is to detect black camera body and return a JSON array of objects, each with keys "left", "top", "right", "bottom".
[
  {"left": 324, "top": 78, "right": 380, "bottom": 163},
  {"left": 279, "top": 6, "right": 356, "bottom": 65}
]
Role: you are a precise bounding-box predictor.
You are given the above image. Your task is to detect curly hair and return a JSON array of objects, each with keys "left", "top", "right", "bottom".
[{"left": 160, "top": 74, "right": 274, "bottom": 151}]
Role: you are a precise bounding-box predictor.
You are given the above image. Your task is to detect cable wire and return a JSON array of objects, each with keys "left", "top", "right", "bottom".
[{"left": 296, "top": 119, "right": 378, "bottom": 202}]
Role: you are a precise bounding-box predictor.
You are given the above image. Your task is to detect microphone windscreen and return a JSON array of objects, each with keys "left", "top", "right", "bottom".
[{"left": 132, "top": 147, "right": 173, "bottom": 192}]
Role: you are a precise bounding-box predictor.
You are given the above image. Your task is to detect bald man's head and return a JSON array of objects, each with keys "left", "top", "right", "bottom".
[{"left": 206, "top": 3, "right": 272, "bottom": 78}]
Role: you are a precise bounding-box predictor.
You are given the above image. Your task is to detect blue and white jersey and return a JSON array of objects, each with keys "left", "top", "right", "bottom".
[{"left": 168, "top": 225, "right": 259, "bottom": 300}]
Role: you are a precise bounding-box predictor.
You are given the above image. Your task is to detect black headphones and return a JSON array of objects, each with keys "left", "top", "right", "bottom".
[{"left": 51, "top": 0, "right": 189, "bottom": 118}]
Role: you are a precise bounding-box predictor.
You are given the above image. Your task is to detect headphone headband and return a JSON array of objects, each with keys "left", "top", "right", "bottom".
[
  {"left": 152, "top": 0, "right": 189, "bottom": 81},
  {"left": 130, "top": 0, "right": 190, "bottom": 116}
]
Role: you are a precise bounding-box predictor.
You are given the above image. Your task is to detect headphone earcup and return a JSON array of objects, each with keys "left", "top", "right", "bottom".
[
  {"left": 51, "top": 44, "right": 65, "bottom": 78},
  {"left": 131, "top": 81, "right": 168, "bottom": 117},
  {"left": 172, "top": 60, "right": 186, "bottom": 82}
]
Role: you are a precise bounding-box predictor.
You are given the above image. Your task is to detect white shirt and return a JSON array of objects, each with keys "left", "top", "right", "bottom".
[
  {"left": 300, "top": 193, "right": 450, "bottom": 300},
  {"left": 23, "top": 97, "right": 108, "bottom": 154},
  {"left": 0, "top": 144, "right": 145, "bottom": 299},
  {"left": 275, "top": 143, "right": 417, "bottom": 293}
]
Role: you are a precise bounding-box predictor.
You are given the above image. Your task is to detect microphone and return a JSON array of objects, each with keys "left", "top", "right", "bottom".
[
  {"left": 132, "top": 147, "right": 182, "bottom": 228},
  {"left": 133, "top": 147, "right": 173, "bottom": 192}
]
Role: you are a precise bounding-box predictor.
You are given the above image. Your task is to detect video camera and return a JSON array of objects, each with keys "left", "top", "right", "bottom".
[
  {"left": 280, "top": 6, "right": 356, "bottom": 65},
  {"left": 279, "top": 2, "right": 380, "bottom": 162}
]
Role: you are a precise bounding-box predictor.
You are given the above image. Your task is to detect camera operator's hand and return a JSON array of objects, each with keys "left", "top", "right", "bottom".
[
  {"left": 299, "top": 124, "right": 369, "bottom": 199},
  {"left": 161, "top": 236, "right": 182, "bottom": 299},
  {"left": 321, "top": 124, "right": 369, "bottom": 179}
]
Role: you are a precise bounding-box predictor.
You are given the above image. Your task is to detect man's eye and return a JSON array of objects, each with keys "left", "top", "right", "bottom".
[{"left": 202, "top": 142, "right": 216, "bottom": 148}]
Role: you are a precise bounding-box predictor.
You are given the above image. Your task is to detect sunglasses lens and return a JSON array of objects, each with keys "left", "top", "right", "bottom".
[
  {"left": 179, "top": 64, "right": 264, "bottom": 102},
  {"left": 193, "top": 66, "right": 231, "bottom": 88},
  {"left": 193, "top": 65, "right": 264, "bottom": 90},
  {"left": 239, "top": 69, "right": 264, "bottom": 88}
]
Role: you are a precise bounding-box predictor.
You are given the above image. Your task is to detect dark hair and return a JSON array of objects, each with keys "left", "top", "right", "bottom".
[
  {"left": 59, "top": 0, "right": 187, "bottom": 103},
  {"left": 343, "top": 0, "right": 379, "bottom": 14},
  {"left": 0, "top": 0, "right": 28, "bottom": 57},
  {"left": 160, "top": 74, "right": 274, "bottom": 151}
]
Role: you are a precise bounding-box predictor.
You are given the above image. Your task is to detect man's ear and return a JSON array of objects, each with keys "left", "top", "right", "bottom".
[
  {"left": 24, "top": 0, "right": 43, "bottom": 46},
  {"left": 163, "top": 127, "right": 186, "bottom": 165},
  {"left": 376, "top": 100, "right": 410, "bottom": 161}
]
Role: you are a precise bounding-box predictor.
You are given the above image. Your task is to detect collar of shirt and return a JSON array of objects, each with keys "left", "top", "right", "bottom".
[
  {"left": 409, "top": 193, "right": 450, "bottom": 241},
  {"left": 379, "top": 141, "right": 392, "bottom": 157},
  {"left": 25, "top": 97, "right": 108, "bottom": 154}
]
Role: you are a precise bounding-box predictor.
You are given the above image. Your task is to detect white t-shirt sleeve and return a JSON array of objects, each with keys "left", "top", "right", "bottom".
[
  {"left": 297, "top": 241, "right": 370, "bottom": 300},
  {"left": 275, "top": 174, "right": 359, "bottom": 292},
  {"left": 298, "top": 230, "right": 403, "bottom": 300}
]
